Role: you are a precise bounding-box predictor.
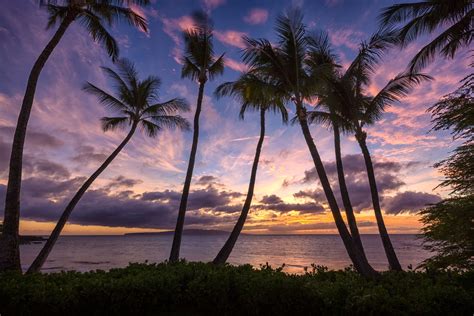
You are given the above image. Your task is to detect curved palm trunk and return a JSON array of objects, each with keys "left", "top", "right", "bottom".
[
  {"left": 356, "top": 130, "right": 402, "bottom": 271},
  {"left": 333, "top": 123, "right": 367, "bottom": 261},
  {"left": 0, "top": 14, "right": 75, "bottom": 272},
  {"left": 213, "top": 109, "right": 266, "bottom": 265},
  {"left": 169, "top": 82, "right": 205, "bottom": 262},
  {"left": 26, "top": 123, "right": 137, "bottom": 273},
  {"left": 297, "top": 105, "right": 377, "bottom": 278}
]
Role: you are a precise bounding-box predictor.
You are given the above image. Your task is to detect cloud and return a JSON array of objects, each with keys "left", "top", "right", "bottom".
[
  {"left": 382, "top": 191, "right": 441, "bottom": 215},
  {"left": 294, "top": 154, "right": 421, "bottom": 212},
  {"left": 195, "top": 175, "right": 220, "bottom": 186},
  {"left": 256, "top": 194, "right": 325, "bottom": 214},
  {"left": 0, "top": 175, "right": 244, "bottom": 229},
  {"left": 71, "top": 145, "right": 108, "bottom": 165},
  {"left": 214, "top": 30, "right": 247, "bottom": 49},
  {"left": 225, "top": 58, "right": 249, "bottom": 72},
  {"left": 0, "top": 126, "right": 63, "bottom": 149},
  {"left": 104, "top": 176, "right": 143, "bottom": 190},
  {"left": 328, "top": 28, "right": 365, "bottom": 51},
  {"left": 260, "top": 194, "right": 284, "bottom": 204},
  {"left": 243, "top": 8, "right": 269, "bottom": 25},
  {"left": 202, "top": 0, "right": 226, "bottom": 12},
  {"left": 160, "top": 15, "right": 194, "bottom": 63}
]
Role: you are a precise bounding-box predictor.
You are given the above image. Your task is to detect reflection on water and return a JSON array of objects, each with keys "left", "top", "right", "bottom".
[{"left": 20, "top": 234, "right": 431, "bottom": 274}]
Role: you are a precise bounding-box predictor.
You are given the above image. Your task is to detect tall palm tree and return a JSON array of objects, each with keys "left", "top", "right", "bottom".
[
  {"left": 0, "top": 0, "right": 150, "bottom": 272},
  {"left": 26, "top": 59, "right": 190, "bottom": 273},
  {"left": 311, "top": 32, "right": 432, "bottom": 270},
  {"left": 379, "top": 0, "right": 473, "bottom": 71},
  {"left": 242, "top": 9, "right": 377, "bottom": 278},
  {"left": 305, "top": 33, "right": 368, "bottom": 262},
  {"left": 212, "top": 73, "right": 288, "bottom": 265},
  {"left": 169, "top": 11, "right": 225, "bottom": 263}
]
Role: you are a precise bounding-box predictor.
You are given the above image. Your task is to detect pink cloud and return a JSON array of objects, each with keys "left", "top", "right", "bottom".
[
  {"left": 160, "top": 15, "right": 195, "bottom": 64},
  {"left": 243, "top": 8, "right": 269, "bottom": 25},
  {"left": 226, "top": 58, "right": 249, "bottom": 72},
  {"left": 328, "top": 28, "right": 364, "bottom": 51},
  {"left": 202, "top": 0, "right": 226, "bottom": 11},
  {"left": 214, "top": 30, "right": 247, "bottom": 49}
]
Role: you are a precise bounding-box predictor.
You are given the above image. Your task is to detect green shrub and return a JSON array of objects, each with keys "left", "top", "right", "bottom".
[{"left": 0, "top": 262, "right": 472, "bottom": 315}]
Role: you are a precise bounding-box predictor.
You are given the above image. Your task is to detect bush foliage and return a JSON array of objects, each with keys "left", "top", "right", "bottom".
[{"left": 0, "top": 262, "right": 473, "bottom": 315}]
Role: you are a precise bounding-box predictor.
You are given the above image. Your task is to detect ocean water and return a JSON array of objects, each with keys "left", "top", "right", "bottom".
[{"left": 20, "top": 234, "right": 431, "bottom": 274}]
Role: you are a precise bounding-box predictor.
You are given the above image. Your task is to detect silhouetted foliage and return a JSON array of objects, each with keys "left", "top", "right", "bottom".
[{"left": 1, "top": 262, "right": 473, "bottom": 315}]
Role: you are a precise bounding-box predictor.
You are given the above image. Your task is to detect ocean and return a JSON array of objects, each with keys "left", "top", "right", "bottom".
[{"left": 20, "top": 234, "right": 431, "bottom": 274}]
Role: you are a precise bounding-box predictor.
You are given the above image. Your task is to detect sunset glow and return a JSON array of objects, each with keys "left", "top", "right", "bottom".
[{"left": 0, "top": 0, "right": 470, "bottom": 236}]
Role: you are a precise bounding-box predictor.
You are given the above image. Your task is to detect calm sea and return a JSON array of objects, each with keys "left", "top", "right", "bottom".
[{"left": 20, "top": 234, "right": 431, "bottom": 274}]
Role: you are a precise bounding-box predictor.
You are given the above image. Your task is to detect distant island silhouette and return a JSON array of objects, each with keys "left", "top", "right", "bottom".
[{"left": 124, "top": 229, "right": 242, "bottom": 236}]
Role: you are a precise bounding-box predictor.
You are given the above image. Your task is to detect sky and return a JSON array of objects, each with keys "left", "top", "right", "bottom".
[{"left": 0, "top": 0, "right": 470, "bottom": 235}]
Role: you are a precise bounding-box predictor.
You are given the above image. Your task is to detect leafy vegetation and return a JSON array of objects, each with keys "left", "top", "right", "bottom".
[
  {"left": 419, "top": 67, "right": 473, "bottom": 271},
  {"left": 0, "top": 262, "right": 472, "bottom": 315}
]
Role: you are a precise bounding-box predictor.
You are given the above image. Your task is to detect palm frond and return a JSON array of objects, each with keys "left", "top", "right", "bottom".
[
  {"left": 275, "top": 8, "right": 307, "bottom": 92},
  {"left": 145, "top": 115, "right": 191, "bottom": 131},
  {"left": 83, "top": 82, "right": 130, "bottom": 113},
  {"left": 215, "top": 73, "right": 288, "bottom": 122},
  {"left": 140, "top": 119, "right": 162, "bottom": 137},
  {"left": 142, "top": 98, "right": 190, "bottom": 116},
  {"left": 115, "top": 58, "right": 139, "bottom": 89},
  {"left": 208, "top": 53, "right": 225, "bottom": 80},
  {"left": 90, "top": 4, "right": 148, "bottom": 33},
  {"left": 100, "top": 116, "right": 130, "bottom": 132},
  {"left": 407, "top": 12, "right": 473, "bottom": 72},
  {"left": 365, "top": 72, "right": 432, "bottom": 123},
  {"left": 344, "top": 30, "right": 395, "bottom": 86},
  {"left": 180, "top": 10, "right": 218, "bottom": 74},
  {"left": 44, "top": 4, "right": 70, "bottom": 29},
  {"left": 78, "top": 9, "right": 119, "bottom": 60},
  {"left": 181, "top": 57, "right": 201, "bottom": 80}
]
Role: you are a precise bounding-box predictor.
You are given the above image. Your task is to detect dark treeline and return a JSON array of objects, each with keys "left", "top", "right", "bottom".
[{"left": 0, "top": 0, "right": 472, "bottom": 278}]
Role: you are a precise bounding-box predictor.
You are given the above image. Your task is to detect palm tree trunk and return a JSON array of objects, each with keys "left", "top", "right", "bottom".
[
  {"left": 169, "top": 82, "right": 205, "bottom": 262},
  {"left": 356, "top": 130, "right": 402, "bottom": 271},
  {"left": 26, "top": 123, "right": 137, "bottom": 274},
  {"left": 296, "top": 105, "right": 377, "bottom": 278},
  {"left": 213, "top": 109, "right": 266, "bottom": 265},
  {"left": 333, "top": 123, "right": 367, "bottom": 261},
  {"left": 0, "top": 14, "right": 75, "bottom": 272}
]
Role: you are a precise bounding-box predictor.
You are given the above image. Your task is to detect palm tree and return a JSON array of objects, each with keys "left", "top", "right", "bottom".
[
  {"left": 0, "top": 0, "right": 150, "bottom": 272},
  {"left": 305, "top": 33, "right": 368, "bottom": 262},
  {"left": 379, "top": 0, "right": 473, "bottom": 71},
  {"left": 212, "top": 73, "right": 288, "bottom": 265},
  {"left": 26, "top": 59, "right": 190, "bottom": 273},
  {"left": 169, "top": 11, "right": 225, "bottom": 263},
  {"left": 242, "top": 9, "right": 377, "bottom": 278},
  {"left": 311, "top": 32, "right": 432, "bottom": 270}
]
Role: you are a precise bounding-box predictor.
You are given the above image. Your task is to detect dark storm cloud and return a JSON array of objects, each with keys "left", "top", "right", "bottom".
[{"left": 382, "top": 191, "right": 442, "bottom": 215}]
